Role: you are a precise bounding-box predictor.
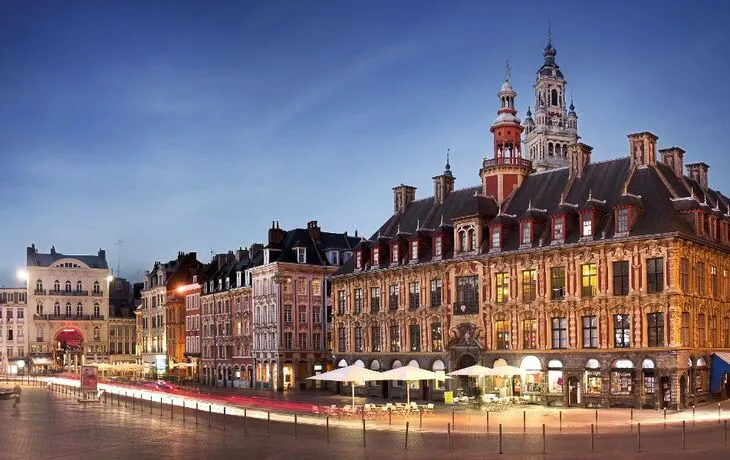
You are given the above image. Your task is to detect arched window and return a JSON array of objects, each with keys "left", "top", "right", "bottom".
[
  {"left": 54, "top": 280, "right": 60, "bottom": 292},
  {"left": 548, "top": 143, "right": 554, "bottom": 156},
  {"left": 93, "top": 303, "right": 100, "bottom": 317},
  {"left": 94, "top": 327, "right": 100, "bottom": 341},
  {"left": 76, "top": 302, "right": 83, "bottom": 316},
  {"left": 65, "top": 280, "right": 72, "bottom": 292},
  {"left": 93, "top": 281, "right": 100, "bottom": 294},
  {"left": 36, "top": 302, "right": 43, "bottom": 315},
  {"left": 54, "top": 302, "right": 60, "bottom": 316},
  {"left": 65, "top": 302, "right": 72, "bottom": 316},
  {"left": 551, "top": 89, "right": 558, "bottom": 106},
  {"left": 36, "top": 280, "right": 43, "bottom": 292},
  {"left": 468, "top": 229, "right": 477, "bottom": 251},
  {"left": 459, "top": 231, "right": 467, "bottom": 252},
  {"left": 76, "top": 281, "right": 82, "bottom": 292}
]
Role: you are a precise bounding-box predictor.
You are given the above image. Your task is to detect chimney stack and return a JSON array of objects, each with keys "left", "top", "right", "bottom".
[
  {"left": 686, "top": 162, "right": 710, "bottom": 190},
  {"left": 235, "top": 247, "right": 249, "bottom": 261},
  {"left": 568, "top": 143, "right": 593, "bottom": 179},
  {"left": 628, "top": 132, "right": 658, "bottom": 167},
  {"left": 250, "top": 243, "right": 264, "bottom": 257},
  {"left": 659, "top": 147, "right": 685, "bottom": 178},
  {"left": 98, "top": 249, "right": 106, "bottom": 260},
  {"left": 268, "top": 220, "right": 286, "bottom": 244},
  {"left": 392, "top": 184, "right": 417, "bottom": 214},
  {"left": 307, "top": 220, "right": 321, "bottom": 241}
]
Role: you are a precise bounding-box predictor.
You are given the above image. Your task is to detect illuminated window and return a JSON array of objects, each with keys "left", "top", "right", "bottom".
[
  {"left": 581, "top": 263, "right": 597, "bottom": 298},
  {"left": 551, "top": 317, "right": 567, "bottom": 349},
  {"left": 614, "top": 314, "right": 630, "bottom": 348},
  {"left": 521, "top": 269, "right": 536, "bottom": 301},
  {"left": 521, "top": 223, "right": 531, "bottom": 245},
  {"left": 495, "top": 272, "right": 509, "bottom": 303},
  {"left": 582, "top": 214, "right": 592, "bottom": 237},
  {"left": 496, "top": 320, "right": 510, "bottom": 349},
  {"left": 522, "top": 319, "right": 537, "bottom": 349}
]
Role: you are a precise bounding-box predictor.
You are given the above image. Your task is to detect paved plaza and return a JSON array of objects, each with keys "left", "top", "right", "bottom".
[{"left": 3, "top": 382, "right": 730, "bottom": 459}]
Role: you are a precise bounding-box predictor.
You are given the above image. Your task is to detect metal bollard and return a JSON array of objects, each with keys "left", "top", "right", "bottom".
[
  {"left": 559, "top": 410, "right": 562, "bottom": 432},
  {"left": 638, "top": 422, "right": 642, "bottom": 452},
  {"left": 404, "top": 421, "right": 409, "bottom": 450},
  {"left": 486, "top": 411, "right": 490, "bottom": 432},
  {"left": 362, "top": 419, "right": 366, "bottom": 447},
  {"left": 195, "top": 402, "right": 199, "bottom": 425},
  {"left": 499, "top": 423, "right": 503, "bottom": 455},
  {"left": 452, "top": 409, "right": 455, "bottom": 431},
  {"left": 447, "top": 423, "right": 451, "bottom": 452},
  {"left": 419, "top": 410, "right": 423, "bottom": 429},
  {"left": 243, "top": 408, "right": 247, "bottom": 433},
  {"left": 293, "top": 413, "right": 296, "bottom": 439},
  {"left": 208, "top": 405, "right": 211, "bottom": 427},
  {"left": 682, "top": 420, "right": 686, "bottom": 450},
  {"left": 389, "top": 408, "right": 392, "bottom": 426},
  {"left": 160, "top": 397, "right": 163, "bottom": 417},
  {"left": 267, "top": 411, "right": 270, "bottom": 437},
  {"left": 664, "top": 408, "right": 667, "bottom": 429},
  {"left": 150, "top": 396, "right": 152, "bottom": 414},
  {"left": 326, "top": 416, "right": 329, "bottom": 444},
  {"left": 183, "top": 401, "right": 186, "bottom": 422},
  {"left": 595, "top": 409, "right": 598, "bottom": 431},
  {"left": 523, "top": 410, "right": 526, "bottom": 433},
  {"left": 223, "top": 407, "right": 226, "bottom": 430},
  {"left": 725, "top": 419, "right": 727, "bottom": 446},
  {"left": 719, "top": 403, "right": 722, "bottom": 423},
  {"left": 591, "top": 423, "right": 596, "bottom": 454},
  {"left": 171, "top": 400, "right": 174, "bottom": 420},
  {"left": 542, "top": 423, "right": 546, "bottom": 454},
  {"left": 124, "top": 391, "right": 127, "bottom": 408},
  {"left": 132, "top": 393, "right": 135, "bottom": 410}
]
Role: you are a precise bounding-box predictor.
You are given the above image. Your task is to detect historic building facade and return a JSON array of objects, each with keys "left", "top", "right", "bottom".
[
  {"left": 523, "top": 37, "right": 579, "bottom": 172},
  {"left": 107, "top": 277, "right": 137, "bottom": 364},
  {"left": 181, "top": 279, "right": 202, "bottom": 382},
  {"left": 0, "top": 288, "right": 28, "bottom": 375},
  {"left": 199, "top": 247, "right": 259, "bottom": 388},
  {"left": 138, "top": 252, "right": 202, "bottom": 377},
  {"left": 26, "top": 245, "right": 111, "bottom": 372},
  {"left": 331, "top": 68, "right": 730, "bottom": 409},
  {"left": 251, "top": 220, "right": 358, "bottom": 391}
]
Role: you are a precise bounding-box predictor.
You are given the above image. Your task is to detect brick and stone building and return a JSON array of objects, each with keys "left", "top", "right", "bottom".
[
  {"left": 331, "top": 63, "right": 730, "bottom": 410},
  {"left": 181, "top": 279, "right": 202, "bottom": 382},
  {"left": 252, "top": 221, "right": 359, "bottom": 391},
  {"left": 107, "top": 277, "right": 137, "bottom": 364},
  {"left": 0, "top": 288, "right": 28, "bottom": 375}
]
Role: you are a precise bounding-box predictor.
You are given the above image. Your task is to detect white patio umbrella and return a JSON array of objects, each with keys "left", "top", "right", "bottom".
[
  {"left": 307, "top": 364, "right": 385, "bottom": 407},
  {"left": 447, "top": 364, "right": 492, "bottom": 377},
  {"left": 485, "top": 364, "right": 524, "bottom": 376},
  {"left": 379, "top": 365, "right": 449, "bottom": 404}
]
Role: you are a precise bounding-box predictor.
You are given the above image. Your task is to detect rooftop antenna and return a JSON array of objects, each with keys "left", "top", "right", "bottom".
[
  {"left": 114, "top": 240, "right": 123, "bottom": 278},
  {"left": 504, "top": 58, "right": 512, "bottom": 82}
]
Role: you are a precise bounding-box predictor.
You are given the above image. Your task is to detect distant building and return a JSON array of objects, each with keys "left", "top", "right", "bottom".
[
  {"left": 107, "top": 277, "right": 137, "bottom": 364},
  {"left": 251, "top": 220, "right": 359, "bottom": 391},
  {"left": 26, "top": 244, "right": 111, "bottom": 372},
  {"left": 180, "top": 279, "right": 202, "bottom": 382},
  {"left": 0, "top": 288, "right": 28, "bottom": 375},
  {"left": 138, "top": 252, "right": 202, "bottom": 377}
]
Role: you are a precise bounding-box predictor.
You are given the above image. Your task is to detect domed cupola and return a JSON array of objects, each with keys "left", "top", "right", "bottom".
[
  {"left": 566, "top": 98, "right": 578, "bottom": 131},
  {"left": 524, "top": 106, "right": 535, "bottom": 134}
]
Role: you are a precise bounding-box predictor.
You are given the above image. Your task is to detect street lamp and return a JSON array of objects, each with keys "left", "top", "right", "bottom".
[{"left": 15, "top": 269, "right": 28, "bottom": 283}]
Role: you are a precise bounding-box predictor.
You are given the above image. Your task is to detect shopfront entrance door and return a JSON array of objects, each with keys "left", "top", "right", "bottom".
[
  {"left": 568, "top": 377, "right": 579, "bottom": 406},
  {"left": 660, "top": 376, "right": 672, "bottom": 409}
]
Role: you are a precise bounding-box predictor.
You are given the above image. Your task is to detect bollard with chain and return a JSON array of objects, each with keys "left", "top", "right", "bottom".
[{"left": 404, "top": 421, "right": 409, "bottom": 450}]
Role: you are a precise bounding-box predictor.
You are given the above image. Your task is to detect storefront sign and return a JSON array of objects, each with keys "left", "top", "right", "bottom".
[{"left": 444, "top": 391, "right": 454, "bottom": 405}]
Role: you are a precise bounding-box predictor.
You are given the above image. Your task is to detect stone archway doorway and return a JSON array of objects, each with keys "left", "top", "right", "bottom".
[
  {"left": 456, "top": 354, "right": 478, "bottom": 396},
  {"left": 54, "top": 328, "right": 84, "bottom": 371}
]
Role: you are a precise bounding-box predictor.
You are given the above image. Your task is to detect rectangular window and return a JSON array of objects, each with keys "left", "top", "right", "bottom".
[
  {"left": 553, "top": 218, "right": 564, "bottom": 241},
  {"left": 522, "top": 319, "right": 537, "bottom": 349},
  {"left": 372, "top": 247, "right": 379, "bottom": 266},
  {"left": 430, "top": 279, "right": 442, "bottom": 307},
  {"left": 581, "top": 263, "right": 597, "bottom": 298},
  {"left": 299, "top": 306, "right": 307, "bottom": 323},
  {"left": 298, "top": 332, "right": 307, "bottom": 350},
  {"left": 389, "top": 325, "right": 400, "bottom": 352},
  {"left": 312, "top": 306, "right": 321, "bottom": 323},
  {"left": 551, "top": 317, "right": 568, "bottom": 349},
  {"left": 551, "top": 266, "right": 565, "bottom": 300},
  {"left": 491, "top": 228, "right": 500, "bottom": 249},
  {"left": 455, "top": 276, "right": 479, "bottom": 314},
  {"left": 495, "top": 272, "right": 509, "bottom": 304},
  {"left": 614, "top": 314, "right": 631, "bottom": 348},
  {"left": 495, "top": 320, "right": 510, "bottom": 349},
  {"left": 697, "top": 262, "right": 705, "bottom": 295},
  {"left": 723, "top": 317, "right": 729, "bottom": 348},
  {"left": 411, "top": 241, "right": 418, "bottom": 260},
  {"left": 389, "top": 285, "right": 399, "bottom": 310},
  {"left": 370, "top": 287, "right": 380, "bottom": 313},
  {"left": 371, "top": 326, "right": 381, "bottom": 352},
  {"left": 354, "top": 288, "right": 362, "bottom": 314},
  {"left": 582, "top": 316, "right": 599, "bottom": 348},
  {"left": 338, "top": 327, "right": 346, "bottom": 352},
  {"left": 284, "top": 332, "right": 292, "bottom": 350},
  {"left": 284, "top": 306, "right": 292, "bottom": 323},
  {"left": 681, "top": 312, "right": 690, "bottom": 346},
  {"left": 354, "top": 327, "right": 363, "bottom": 352},
  {"left": 646, "top": 257, "right": 664, "bottom": 293},
  {"left": 698, "top": 313, "right": 706, "bottom": 347},
  {"left": 711, "top": 266, "right": 718, "bottom": 298},
  {"left": 408, "top": 282, "right": 420, "bottom": 310},
  {"left": 409, "top": 325, "right": 421, "bottom": 352},
  {"left": 617, "top": 208, "right": 629, "bottom": 233},
  {"left": 613, "top": 261, "right": 629, "bottom": 296},
  {"left": 431, "top": 323, "right": 443, "bottom": 352},
  {"left": 646, "top": 313, "right": 664, "bottom": 347},
  {"left": 521, "top": 269, "right": 536, "bottom": 302},
  {"left": 337, "top": 290, "right": 346, "bottom": 315},
  {"left": 312, "top": 332, "right": 321, "bottom": 350},
  {"left": 392, "top": 245, "right": 399, "bottom": 264},
  {"left": 582, "top": 214, "right": 592, "bottom": 237},
  {"left": 709, "top": 315, "right": 717, "bottom": 347},
  {"left": 434, "top": 237, "right": 442, "bottom": 257},
  {"left": 521, "top": 222, "right": 531, "bottom": 245},
  {"left": 680, "top": 258, "right": 690, "bottom": 293}
]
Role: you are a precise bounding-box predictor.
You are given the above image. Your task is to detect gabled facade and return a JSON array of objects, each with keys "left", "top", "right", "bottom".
[
  {"left": 331, "top": 71, "right": 730, "bottom": 410},
  {"left": 0, "top": 288, "right": 28, "bottom": 375}
]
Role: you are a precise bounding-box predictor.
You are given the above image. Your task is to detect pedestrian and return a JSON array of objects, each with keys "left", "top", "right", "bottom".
[{"left": 13, "top": 385, "right": 21, "bottom": 407}]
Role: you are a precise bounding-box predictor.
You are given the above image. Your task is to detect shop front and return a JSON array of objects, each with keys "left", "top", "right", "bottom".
[
  {"left": 583, "top": 358, "right": 602, "bottom": 407},
  {"left": 641, "top": 358, "right": 657, "bottom": 409},
  {"left": 544, "top": 359, "right": 565, "bottom": 406},
  {"left": 518, "top": 356, "right": 543, "bottom": 404},
  {"left": 608, "top": 359, "right": 636, "bottom": 408}
]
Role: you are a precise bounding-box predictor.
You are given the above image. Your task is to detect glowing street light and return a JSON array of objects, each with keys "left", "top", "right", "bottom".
[{"left": 15, "top": 269, "right": 28, "bottom": 282}]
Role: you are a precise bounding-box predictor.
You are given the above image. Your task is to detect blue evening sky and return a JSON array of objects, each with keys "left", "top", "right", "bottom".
[{"left": 1, "top": 0, "right": 729, "bottom": 285}]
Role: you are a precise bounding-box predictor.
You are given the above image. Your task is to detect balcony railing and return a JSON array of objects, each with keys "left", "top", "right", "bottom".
[
  {"left": 48, "top": 289, "right": 87, "bottom": 296},
  {"left": 453, "top": 301, "right": 479, "bottom": 315},
  {"left": 92, "top": 291, "right": 104, "bottom": 297},
  {"left": 34, "top": 289, "right": 46, "bottom": 295},
  {"left": 35, "top": 314, "right": 105, "bottom": 321},
  {"left": 482, "top": 157, "right": 532, "bottom": 169}
]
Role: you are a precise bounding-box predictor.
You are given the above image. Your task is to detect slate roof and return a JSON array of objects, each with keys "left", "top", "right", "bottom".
[
  {"left": 27, "top": 247, "right": 108, "bottom": 269},
  {"left": 269, "top": 228, "right": 360, "bottom": 266},
  {"left": 335, "top": 155, "right": 730, "bottom": 277}
]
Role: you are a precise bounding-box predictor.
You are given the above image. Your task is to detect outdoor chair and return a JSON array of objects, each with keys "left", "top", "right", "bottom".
[{"left": 423, "top": 403, "right": 434, "bottom": 415}]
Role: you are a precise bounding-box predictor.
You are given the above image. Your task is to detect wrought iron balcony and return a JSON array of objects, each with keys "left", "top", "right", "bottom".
[
  {"left": 35, "top": 314, "right": 105, "bottom": 321},
  {"left": 92, "top": 291, "right": 104, "bottom": 297},
  {"left": 481, "top": 157, "right": 532, "bottom": 169},
  {"left": 453, "top": 301, "right": 479, "bottom": 315},
  {"left": 34, "top": 289, "right": 46, "bottom": 295}
]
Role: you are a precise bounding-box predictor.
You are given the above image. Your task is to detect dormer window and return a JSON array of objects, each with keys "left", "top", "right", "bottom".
[
  {"left": 616, "top": 208, "right": 629, "bottom": 234},
  {"left": 263, "top": 249, "right": 271, "bottom": 265},
  {"left": 392, "top": 244, "right": 399, "bottom": 264},
  {"left": 295, "top": 247, "right": 306, "bottom": 264},
  {"left": 411, "top": 241, "right": 418, "bottom": 260},
  {"left": 553, "top": 217, "right": 564, "bottom": 241},
  {"left": 521, "top": 222, "right": 532, "bottom": 245},
  {"left": 468, "top": 229, "right": 477, "bottom": 251},
  {"left": 582, "top": 214, "right": 592, "bottom": 237},
  {"left": 355, "top": 251, "right": 362, "bottom": 270},
  {"left": 434, "top": 236, "right": 442, "bottom": 257},
  {"left": 236, "top": 271, "right": 242, "bottom": 287},
  {"left": 459, "top": 231, "right": 467, "bottom": 252},
  {"left": 244, "top": 270, "right": 251, "bottom": 286},
  {"left": 372, "top": 247, "right": 379, "bottom": 265},
  {"left": 491, "top": 227, "right": 501, "bottom": 250},
  {"left": 326, "top": 250, "right": 340, "bottom": 265}
]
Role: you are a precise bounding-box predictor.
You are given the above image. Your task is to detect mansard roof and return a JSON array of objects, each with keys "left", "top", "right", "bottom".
[
  {"left": 268, "top": 228, "right": 360, "bottom": 266},
  {"left": 336, "top": 153, "right": 727, "bottom": 277},
  {"left": 27, "top": 248, "right": 108, "bottom": 269}
]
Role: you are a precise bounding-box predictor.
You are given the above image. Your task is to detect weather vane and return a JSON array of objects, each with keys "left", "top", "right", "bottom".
[
  {"left": 548, "top": 19, "right": 552, "bottom": 43},
  {"left": 505, "top": 58, "right": 512, "bottom": 82}
]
